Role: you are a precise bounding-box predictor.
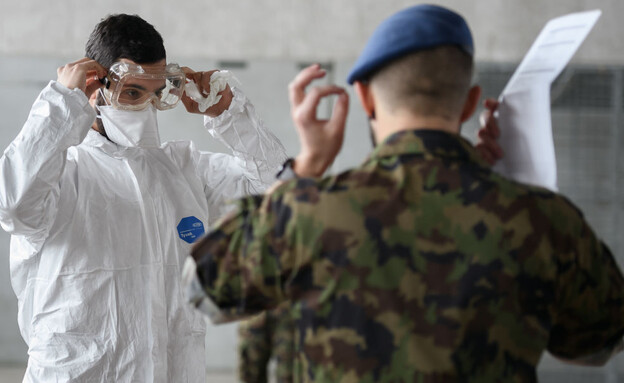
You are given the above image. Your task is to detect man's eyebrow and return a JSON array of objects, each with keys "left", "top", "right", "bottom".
[
  {"left": 124, "top": 83, "right": 167, "bottom": 92},
  {"left": 124, "top": 84, "right": 148, "bottom": 91}
]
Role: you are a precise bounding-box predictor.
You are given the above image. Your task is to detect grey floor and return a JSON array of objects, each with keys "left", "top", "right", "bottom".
[
  {"left": 0, "top": 367, "right": 23, "bottom": 383},
  {"left": 0, "top": 366, "right": 239, "bottom": 383},
  {"left": 3, "top": 358, "right": 624, "bottom": 383},
  {"left": 1, "top": 358, "right": 623, "bottom": 383}
]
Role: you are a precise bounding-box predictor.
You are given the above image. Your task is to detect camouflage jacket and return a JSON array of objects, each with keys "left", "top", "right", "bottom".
[
  {"left": 188, "top": 130, "right": 624, "bottom": 382},
  {"left": 238, "top": 302, "right": 295, "bottom": 383}
]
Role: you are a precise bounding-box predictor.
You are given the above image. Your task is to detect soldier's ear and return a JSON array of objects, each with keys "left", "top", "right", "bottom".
[
  {"left": 354, "top": 81, "right": 376, "bottom": 119},
  {"left": 460, "top": 85, "right": 482, "bottom": 123}
]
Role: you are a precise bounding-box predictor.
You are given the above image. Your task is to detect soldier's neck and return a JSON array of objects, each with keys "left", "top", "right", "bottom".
[{"left": 372, "top": 108, "right": 461, "bottom": 144}]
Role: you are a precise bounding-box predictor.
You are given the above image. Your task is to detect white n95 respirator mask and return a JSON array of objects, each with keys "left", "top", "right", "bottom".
[{"left": 96, "top": 99, "right": 161, "bottom": 148}]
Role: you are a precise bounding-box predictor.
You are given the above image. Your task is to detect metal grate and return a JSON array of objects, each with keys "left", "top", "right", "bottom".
[
  {"left": 551, "top": 68, "right": 614, "bottom": 109},
  {"left": 474, "top": 64, "right": 515, "bottom": 99}
]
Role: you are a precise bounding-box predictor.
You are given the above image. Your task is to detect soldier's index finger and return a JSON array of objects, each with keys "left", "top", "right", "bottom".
[
  {"left": 289, "top": 64, "right": 326, "bottom": 106},
  {"left": 299, "top": 85, "right": 345, "bottom": 121},
  {"left": 330, "top": 91, "right": 349, "bottom": 128}
]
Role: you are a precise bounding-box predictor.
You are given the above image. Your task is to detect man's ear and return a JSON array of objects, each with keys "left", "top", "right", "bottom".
[
  {"left": 459, "top": 85, "right": 482, "bottom": 123},
  {"left": 354, "top": 81, "right": 375, "bottom": 119}
]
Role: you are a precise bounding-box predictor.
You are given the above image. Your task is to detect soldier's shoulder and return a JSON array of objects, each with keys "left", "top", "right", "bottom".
[{"left": 488, "top": 172, "right": 585, "bottom": 221}]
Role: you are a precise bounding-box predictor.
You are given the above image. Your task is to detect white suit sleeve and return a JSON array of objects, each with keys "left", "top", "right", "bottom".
[
  {"left": 194, "top": 87, "right": 288, "bottom": 223},
  {"left": 0, "top": 81, "right": 95, "bottom": 239}
]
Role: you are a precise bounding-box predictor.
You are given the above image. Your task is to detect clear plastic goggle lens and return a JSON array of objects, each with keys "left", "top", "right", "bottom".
[{"left": 104, "top": 62, "right": 186, "bottom": 111}]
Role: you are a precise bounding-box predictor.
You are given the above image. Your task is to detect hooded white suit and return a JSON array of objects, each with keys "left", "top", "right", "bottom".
[{"left": 0, "top": 81, "right": 287, "bottom": 382}]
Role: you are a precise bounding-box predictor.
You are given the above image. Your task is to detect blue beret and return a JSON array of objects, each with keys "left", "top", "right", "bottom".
[{"left": 347, "top": 4, "right": 474, "bottom": 84}]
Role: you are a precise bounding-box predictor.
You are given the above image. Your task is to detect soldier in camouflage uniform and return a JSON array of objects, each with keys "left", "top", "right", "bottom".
[
  {"left": 238, "top": 302, "right": 295, "bottom": 383},
  {"left": 185, "top": 4, "right": 624, "bottom": 382}
]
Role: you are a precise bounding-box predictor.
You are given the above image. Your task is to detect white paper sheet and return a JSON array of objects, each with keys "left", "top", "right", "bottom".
[{"left": 493, "top": 10, "right": 602, "bottom": 191}]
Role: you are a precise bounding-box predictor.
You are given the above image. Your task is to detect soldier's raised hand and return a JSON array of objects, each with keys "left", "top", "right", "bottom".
[
  {"left": 475, "top": 98, "right": 504, "bottom": 165},
  {"left": 288, "top": 64, "right": 349, "bottom": 178}
]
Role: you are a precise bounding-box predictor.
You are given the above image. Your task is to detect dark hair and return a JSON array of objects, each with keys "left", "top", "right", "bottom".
[
  {"left": 370, "top": 45, "right": 474, "bottom": 120},
  {"left": 85, "top": 14, "right": 166, "bottom": 69}
]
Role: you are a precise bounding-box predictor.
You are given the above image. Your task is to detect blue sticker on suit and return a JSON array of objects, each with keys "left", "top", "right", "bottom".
[{"left": 177, "top": 216, "right": 205, "bottom": 244}]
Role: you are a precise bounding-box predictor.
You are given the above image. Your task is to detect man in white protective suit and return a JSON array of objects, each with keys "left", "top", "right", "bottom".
[{"left": 0, "top": 14, "right": 287, "bottom": 382}]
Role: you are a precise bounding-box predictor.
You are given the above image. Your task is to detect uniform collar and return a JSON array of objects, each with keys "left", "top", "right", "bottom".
[{"left": 367, "top": 129, "right": 489, "bottom": 167}]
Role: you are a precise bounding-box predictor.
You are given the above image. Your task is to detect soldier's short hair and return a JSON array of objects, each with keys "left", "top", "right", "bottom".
[{"left": 369, "top": 45, "right": 474, "bottom": 120}]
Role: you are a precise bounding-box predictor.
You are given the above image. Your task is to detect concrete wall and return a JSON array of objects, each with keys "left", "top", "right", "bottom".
[
  {"left": 1, "top": 0, "right": 623, "bottom": 65},
  {"left": 1, "top": 0, "right": 623, "bottom": 380}
]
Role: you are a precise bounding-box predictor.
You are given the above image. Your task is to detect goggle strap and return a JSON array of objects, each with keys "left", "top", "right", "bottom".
[{"left": 98, "top": 88, "right": 113, "bottom": 107}]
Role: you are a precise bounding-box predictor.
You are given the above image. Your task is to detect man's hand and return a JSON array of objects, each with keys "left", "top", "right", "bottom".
[
  {"left": 475, "top": 98, "right": 504, "bottom": 166},
  {"left": 289, "top": 64, "right": 349, "bottom": 178},
  {"left": 57, "top": 58, "right": 107, "bottom": 98},
  {"left": 181, "top": 68, "right": 233, "bottom": 117}
]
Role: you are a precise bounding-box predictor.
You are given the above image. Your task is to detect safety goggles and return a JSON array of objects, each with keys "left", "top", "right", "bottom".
[{"left": 101, "top": 62, "right": 186, "bottom": 111}]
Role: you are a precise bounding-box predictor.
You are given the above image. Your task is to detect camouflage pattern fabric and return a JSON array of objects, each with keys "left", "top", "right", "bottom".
[
  {"left": 191, "top": 129, "right": 624, "bottom": 382},
  {"left": 238, "top": 302, "right": 295, "bottom": 383}
]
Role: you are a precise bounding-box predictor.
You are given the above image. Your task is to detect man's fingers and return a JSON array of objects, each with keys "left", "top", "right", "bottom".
[
  {"left": 57, "top": 58, "right": 108, "bottom": 93},
  {"left": 478, "top": 97, "right": 502, "bottom": 158},
  {"left": 478, "top": 129, "right": 503, "bottom": 159},
  {"left": 182, "top": 69, "right": 219, "bottom": 98},
  {"left": 479, "top": 109, "right": 491, "bottom": 130},
  {"left": 475, "top": 144, "right": 495, "bottom": 166},
  {"left": 201, "top": 70, "right": 219, "bottom": 82},
  {"left": 487, "top": 116, "right": 500, "bottom": 139},
  {"left": 288, "top": 64, "right": 326, "bottom": 107},
  {"left": 329, "top": 92, "right": 349, "bottom": 133},
  {"left": 180, "top": 69, "right": 200, "bottom": 113},
  {"left": 74, "top": 59, "right": 108, "bottom": 79},
  {"left": 482, "top": 98, "right": 501, "bottom": 137},
  {"left": 197, "top": 71, "right": 218, "bottom": 96},
  {"left": 483, "top": 98, "right": 499, "bottom": 110},
  {"left": 182, "top": 67, "right": 202, "bottom": 85},
  {"left": 479, "top": 110, "right": 500, "bottom": 139},
  {"left": 66, "top": 57, "right": 94, "bottom": 68},
  {"left": 181, "top": 66, "right": 194, "bottom": 74},
  {"left": 486, "top": 139, "right": 503, "bottom": 159},
  {"left": 181, "top": 67, "right": 202, "bottom": 100},
  {"left": 58, "top": 58, "right": 106, "bottom": 76},
  {"left": 181, "top": 67, "right": 196, "bottom": 77},
  {"left": 84, "top": 76, "right": 103, "bottom": 98},
  {"left": 180, "top": 94, "right": 199, "bottom": 114},
  {"left": 479, "top": 110, "right": 498, "bottom": 138},
  {"left": 297, "top": 85, "right": 347, "bottom": 122}
]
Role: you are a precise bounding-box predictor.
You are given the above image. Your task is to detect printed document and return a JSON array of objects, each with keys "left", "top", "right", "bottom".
[{"left": 493, "top": 10, "right": 602, "bottom": 191}]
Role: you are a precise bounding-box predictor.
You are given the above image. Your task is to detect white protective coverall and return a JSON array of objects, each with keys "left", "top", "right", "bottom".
[{"left": 0, "top": 81, "right": 287, "bottom": 382}]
